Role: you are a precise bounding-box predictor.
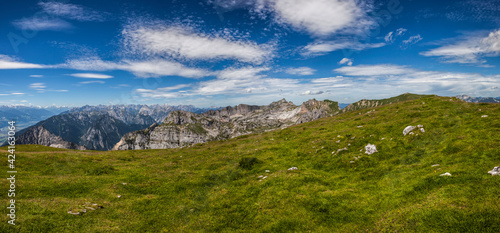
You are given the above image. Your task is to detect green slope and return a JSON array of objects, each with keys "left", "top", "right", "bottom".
[{"left": 1, "top": 95, "right": 500, "bottom": 232}]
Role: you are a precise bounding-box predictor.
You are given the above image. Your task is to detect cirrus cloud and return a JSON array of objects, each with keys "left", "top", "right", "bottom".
[
  {"left": 420, "top": 29, "right": 500, "bottom": 65},
  {"left": 122, "top": 24, "right": 274, "bottom": 64}
]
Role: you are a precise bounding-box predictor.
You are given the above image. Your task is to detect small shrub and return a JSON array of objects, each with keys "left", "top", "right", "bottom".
[{"left": 238, "top": 157, "right": 261, "bottom": 170}]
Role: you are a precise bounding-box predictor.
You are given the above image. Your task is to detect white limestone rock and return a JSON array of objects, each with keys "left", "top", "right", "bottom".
[
  {"left": 365, "top": 144, "right": 377, "bottom": 155},
  {"left": 488, "top": 166, "right": 500, "bottom": 176},
  {"left": 403, "top": 126, "right": 416, "bottom": 136}
]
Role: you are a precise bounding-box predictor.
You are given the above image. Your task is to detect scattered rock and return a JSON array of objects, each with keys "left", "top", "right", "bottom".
[
  {"left": 258, "top": 175, "right": 263, "bottom": 178},
  {"left": 117, "top": 195, "right": 121, "bottom": 198},
  {"left": 333, "top": 147, "right": 348, "bottom": 154},
  {"left": 420, "top": 128, "right": 425, "bottom": 133},
  {"left": 365, "top": 144, "right": 377, "bottom": 155},
  {"left": 288, "top": 167, "right": 298, "bottom": 171},
  {"left": 488, "top": 166, "right": 500, "bottom": 176},
  {"left": 417, "top": 125, "right": 424, "bottom": 128},
  {"left": 440, "top": 172, "right": 452, "bottom": 176},
  {"left": 431, "top": 164, "right": 440, "bottom": 167},
  {"left": 350, "top": 161, "right": 355, "bottom": 163},
  {"left": 336, "top": 140, "right": 340, "bottom": 143},
  {"left": 357, "top": 125, "right": 363, "bottom": 128},
  {"left": 67, "top": 202, "right": 103, "bottom": 215},
  {"left": 265, "top": 170, "right": 270, "bottom": 173},
  {"left": 482, "top": 115, "right": 488, "bottom": 118},
  {"left": 122, "top": 183, "right": 127, "bottom": 185},
  {"left": 403, "top": 126, "right": 416, "bottom": 136}
]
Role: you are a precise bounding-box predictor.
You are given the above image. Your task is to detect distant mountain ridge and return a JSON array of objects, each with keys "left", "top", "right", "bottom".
[
  {"left": 456, "top": 94, "right": 500, "bottom": 103},
  {"left": 12, "top": 93, "right": 429, "bottom": 151},
  {"left": 0, "top": 105, "right": 71, "bottom": 143},
  {"left": 12, "top": 104, "right": 218, "bottom": 150},
  {"left": 113, "top": 98, "right": 343, "bottom": 150}
]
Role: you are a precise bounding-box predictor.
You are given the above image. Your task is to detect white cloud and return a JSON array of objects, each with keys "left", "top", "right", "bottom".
[
  {"left": 0, "top": 93, "right": 25, "bottom": 96},
  {"left": 332, "top": 64, "right": 500, "bottom": 98},
  {"left": 195, "top": 67, "right": 273, "bottom": 95},
  {"left": 338, "top": 58, "right": 353, "bottom": 66},
  {"left": 301, "top": 90, "right": 325, "bottom": 95},
  {"left": 421, "top": 29, "right": 500, "bottom": 65},
  {"left": 402, "top": 34, "right": 423, "bottom": 48},
  {"left": 29, "top": 75, "right": 44, "bottom": 78},
  {"left": 385, "top": 28, "right": 409, "bottom": 44},
  {"left": 69, "top": 73, "right": 113, "bottom": 79},
  {"left": 39, "top": 2, "right": 107, "bottom": 22},
  {"left": 384, "top": 31, "right": 394, "bottom": 43},
  {"left": 0, "top": 55, "right": 46, "bottom": 69},
  {"left": 78, "top": 81, "right": 105, "bottom": 85},
  {"left": 12, "top": 17, "right": 72, "bottom": 31},
  {"left": 334, "top": 64, "right": 413, "bottom": 76},
  {"left": 29, "top": 83, "right": 46, "bottom": 91},
  {"left": 136, "top": 84, "right": 192, "bottom": 98},
  {"left": 216, "top": 66, "right": 270, "bottom": 80},
  {"left": 268, "top": 0, "right": 373, "bottom": 37},
  {"left": 63, "top": 58, "right": 211, "bottom": 78},
  {"left": 122, "top": 24, "right": 273, "bottom": 64},
  {"left": 122, "top": 60, "right": 211, "bottom": 78},
  {"left": 28, "top": 82, "right": 67, "bottom": 93},
  {"left": 285, "top": 67, "right": 316, "bottom": 75},
  {"left": 110, "top": 84, "right": 131, "bottom": 89},
  {"left": 133, "top": 63, "right": 500, "bottom": 105},
  {"left": 396, "top": 28, "right": 407, "bottom": 36},
  {"left": 301, "top": 40, "right": 385, "bottom": 57}
]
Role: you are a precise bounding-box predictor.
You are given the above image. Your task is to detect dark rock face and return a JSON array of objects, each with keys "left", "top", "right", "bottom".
[
  {"left": 113, "top": 99, "right": 341, "bottom": 150},
  {"left": 15, "top": 125, "right": 86, "bottom": 150}
]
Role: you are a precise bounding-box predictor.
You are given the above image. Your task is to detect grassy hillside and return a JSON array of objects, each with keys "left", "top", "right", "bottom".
[{"left": 1, "top": 95, "right": 500, "bottom": 232}]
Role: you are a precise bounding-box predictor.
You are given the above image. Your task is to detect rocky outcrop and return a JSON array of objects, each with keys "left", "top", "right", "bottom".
[
  {"left": 113, "top": 98, "right": 341, "bottom": 150},
  {"left": 298, "top": 99, "right": 340, "bottom": 123},
  {"left": 15, "top": 125, "right": 86, "bottom": 150},
  {"left": 342, "top": 93, "right": 427, "bottom": 113}
]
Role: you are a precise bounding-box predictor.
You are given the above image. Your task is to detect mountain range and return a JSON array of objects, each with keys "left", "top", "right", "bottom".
[
  {"left": 9, "top": 104, "right": 217, "bottom": 150},
  {"left": 10, "top": 93, "right": 498, "bottom": 151},
  {"left": 0, "top": 105, "right": 71, "bottom": 143},
  {"left": 113, "top": 98, "right": 341, "bottom": 150},
  {"left": 456, "top": 94, "right": 500, "bottom": 103}
]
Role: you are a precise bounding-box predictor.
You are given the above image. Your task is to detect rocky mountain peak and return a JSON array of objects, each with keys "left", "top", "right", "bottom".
[{"left": 164, "top": 110, "right": 200, "bottom": 125}]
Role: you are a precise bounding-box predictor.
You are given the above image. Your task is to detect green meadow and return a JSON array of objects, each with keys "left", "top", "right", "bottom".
[{"left": 2, "top": 95, "right": 500, "bottom": 232}]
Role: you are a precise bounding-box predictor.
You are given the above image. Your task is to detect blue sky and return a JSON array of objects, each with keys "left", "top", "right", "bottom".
[{"left": 0, "top": 0, "right": 499, "bottom": 107}]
